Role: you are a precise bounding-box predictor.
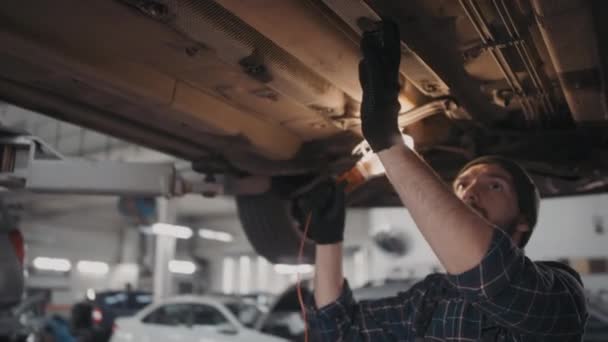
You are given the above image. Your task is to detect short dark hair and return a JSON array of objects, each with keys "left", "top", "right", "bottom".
[{"left": 456, "top": 156, "right": 540, "bottom": 248}]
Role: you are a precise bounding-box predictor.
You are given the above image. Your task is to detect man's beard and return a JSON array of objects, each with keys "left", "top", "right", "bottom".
[
  {"left": 469, "top": 204, "right": 518, "bottom": 236},
  {"left": 469, "top": 203, "right": 488, "bottom": 220},
  {"left": 501, "top": 220, "right": 519, "bottom": 237}
]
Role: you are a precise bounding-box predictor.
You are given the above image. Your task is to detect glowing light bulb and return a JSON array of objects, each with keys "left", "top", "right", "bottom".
[{"left": 338, "top": 134, "right": 415, "bottom": 192}]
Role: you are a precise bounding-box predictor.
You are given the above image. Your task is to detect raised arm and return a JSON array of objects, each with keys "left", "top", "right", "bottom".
[
  {"left": 359, "top": 21, "right": 493, "bottom": 274},
  {"left": 359, "top": 20, "right": 586, "bottom": 337}
]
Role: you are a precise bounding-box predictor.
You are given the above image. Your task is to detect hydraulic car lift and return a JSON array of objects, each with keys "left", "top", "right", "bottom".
[
  {"left": 0, "top": 133, "right": 270, "bottom": 197},
  {"left": 0, "top": 131, "right": 270, "bottom": 300}
]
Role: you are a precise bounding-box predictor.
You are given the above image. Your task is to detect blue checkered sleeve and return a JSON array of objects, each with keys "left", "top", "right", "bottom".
[
  {"left": 447, "top": 227, "right": 588, "bottom": 337},
  {"left": 306, "top": 279, "right": 427, "bottom": 341}
]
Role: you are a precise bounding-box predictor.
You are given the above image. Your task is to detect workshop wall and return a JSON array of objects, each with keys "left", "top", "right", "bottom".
[
  {"left": 198, "top": 209, "right": 373, "bottom": 294},
  {"left": 193, "top": 214, "right": 297, "bottom": 294},
  {"left": 529, "top": 193, "right": 608, "bottom": 291},
  {"left": 528, "top": 193, "right": 608, "bottom": 260},
  {"left": 21, "top": 219, "right": 136, "bottom": 308},
  {"left": 202, "top": 194, "right": 608, "bottom": 295},
  {"left": 23, "top": 223, "right": 121, "bottom": 266},
  {"left": 20, "top": 190, "right": 607, "bottom": 307},
  {"left": 364, "top": 193, "right": 608, "bottom": 291}
]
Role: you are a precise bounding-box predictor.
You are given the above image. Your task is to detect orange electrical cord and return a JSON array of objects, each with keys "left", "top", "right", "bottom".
[
  {"left": 296, "top": 212, "right": 313, "bottom": 342},
  {"left": 295, "top": 178, "right": 353, "bottom": 342}
]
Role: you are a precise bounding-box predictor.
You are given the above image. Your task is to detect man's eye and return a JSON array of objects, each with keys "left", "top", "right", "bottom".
[{"left": 490, "top": 182, "right": 503, "bottom": 191}]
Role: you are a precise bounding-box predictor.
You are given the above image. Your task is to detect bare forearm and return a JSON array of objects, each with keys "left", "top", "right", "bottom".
[
  {"left": 313, "top": 243, "right": 344, "bottom": 308},
  {"left": 378, "top": 143, "right": 494, "bottom": 274}
]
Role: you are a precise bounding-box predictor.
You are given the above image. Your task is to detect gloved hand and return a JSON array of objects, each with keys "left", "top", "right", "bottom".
[
  {"left": 359, "top": 19, "right": 402, "bottom": 152},
  {"left": 293, "top": 180, "right": 345, "bottom": 245}
]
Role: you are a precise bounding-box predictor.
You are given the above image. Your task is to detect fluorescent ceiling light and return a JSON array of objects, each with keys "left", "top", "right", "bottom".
[
  {"left": 198, "top": 228, "right": 233, "bottom": 242},
  {"left": 33, "top": 257, "right": 72, "bottom": 272},
  {"left": 169, "top": 260, "right": 196, "bottom": 275},
  {"left": 86, "top": 288, "right": 96, "bottom": 301},
  {"left": 152, "top": 223, "right": 193, "bottom": 239},
  {"left": 77, "top": 261, "right": 110, "bottom": 275},
  {"left": 273, "top": 264, "right": 314, "bottom": 275}
]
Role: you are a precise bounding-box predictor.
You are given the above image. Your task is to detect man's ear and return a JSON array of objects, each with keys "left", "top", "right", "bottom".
[
  {"left": 514, "top": 215, "right": 530, "bottom": 233},
  {"left": 509, "top": 215, "right": 531, "bottom": 247}
]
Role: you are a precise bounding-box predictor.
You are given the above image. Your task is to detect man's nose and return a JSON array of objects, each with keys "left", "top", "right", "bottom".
[{"left": 460, "top": 183, "right": 479, "bottom": 205}]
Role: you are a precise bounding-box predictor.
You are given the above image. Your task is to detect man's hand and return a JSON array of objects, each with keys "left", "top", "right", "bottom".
[
  {"left": 359, "top": 20, "right": 402, "bottom": 152},
  {"left": 294, "top": 180, "right": 347, "bottom": 308},
  {"left": 293, "top": 180, "right": 345, "bottom": 245}
]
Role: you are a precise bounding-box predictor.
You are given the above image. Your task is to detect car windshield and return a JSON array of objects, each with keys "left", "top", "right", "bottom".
[
  {"left": 96, "top": 291, "right": 153, "bottom": 315},
  {"left": 224, "top": 301, "right": 263, "bottom": 328}
]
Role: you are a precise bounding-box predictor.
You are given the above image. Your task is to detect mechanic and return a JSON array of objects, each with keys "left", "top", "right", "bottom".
[{"left": 299, "top": 20, "right": 588, "bottom": 341}]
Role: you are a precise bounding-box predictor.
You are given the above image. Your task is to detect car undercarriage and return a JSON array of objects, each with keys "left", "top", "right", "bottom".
[{"left": 1, "top": 0, "right": 607, "bottom": 262}]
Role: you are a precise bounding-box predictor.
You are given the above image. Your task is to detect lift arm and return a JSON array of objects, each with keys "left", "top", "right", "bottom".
[{"left": 0, "top": 133, "right": 269, "bottom": 197}]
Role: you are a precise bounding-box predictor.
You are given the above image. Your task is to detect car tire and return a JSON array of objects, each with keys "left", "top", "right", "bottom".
[{"left": 236, "top": 192, "right": 315, "bottom": 264}]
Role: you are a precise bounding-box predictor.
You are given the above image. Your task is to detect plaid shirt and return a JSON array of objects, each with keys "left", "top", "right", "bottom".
[{"left": 306, "top": 228, "right": 588, "bottom": 341}]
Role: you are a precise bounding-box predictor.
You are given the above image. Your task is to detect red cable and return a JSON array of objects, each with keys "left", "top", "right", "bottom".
[
  {"left": 296, "top": 212, "right": 312, "bottom": 342},
  {"left": 9, "top": 229, "right": 25, "bottom": 266}
]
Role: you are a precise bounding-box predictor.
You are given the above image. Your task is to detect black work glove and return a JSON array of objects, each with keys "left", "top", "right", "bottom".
[
  {"left": 359, "top": 20, "right": 402, "bottom": 152},
  {"left": 293, "top": 180, "right": 346, "bottom": 245}
]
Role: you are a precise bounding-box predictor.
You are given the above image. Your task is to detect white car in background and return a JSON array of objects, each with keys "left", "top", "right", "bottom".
[{"left": 110, "top": 296, "right": 287, "bottom": 342}]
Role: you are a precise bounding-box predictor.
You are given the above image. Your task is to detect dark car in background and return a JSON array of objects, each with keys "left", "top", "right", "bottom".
[{"left": 72, "top": 290, "right": 153, "bottom": 342}]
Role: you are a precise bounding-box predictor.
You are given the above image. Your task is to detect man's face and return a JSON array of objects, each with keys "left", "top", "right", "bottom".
[{"left": 453, "top": 163, "right": 529, "bottom": 238}]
